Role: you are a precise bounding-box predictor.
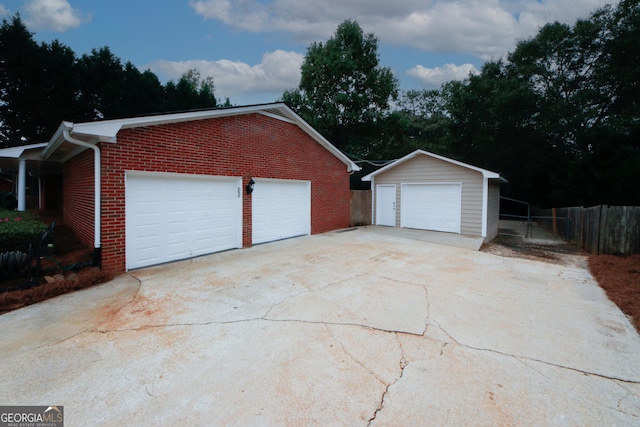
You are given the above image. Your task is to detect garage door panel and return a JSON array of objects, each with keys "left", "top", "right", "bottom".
[
  {"left": 401, "top": 183, "right": 461, "bottom": 233},
  {"left": 252, "top": 180, "right": 310, "bottom": 245},
  {"left": 126, "top": 173, "right": 241, "bottom": 270}
]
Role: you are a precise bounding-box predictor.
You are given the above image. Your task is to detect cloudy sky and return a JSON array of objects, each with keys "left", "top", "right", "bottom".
[{"left": 1, "top": 0, "right": 618, "bottom": 105}]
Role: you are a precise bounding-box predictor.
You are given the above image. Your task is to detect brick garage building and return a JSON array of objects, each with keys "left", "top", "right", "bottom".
[{"left": 37, "top": 104, "right": 359, "bottom": 273}]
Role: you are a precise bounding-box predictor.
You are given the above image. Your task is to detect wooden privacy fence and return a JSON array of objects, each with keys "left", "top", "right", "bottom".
[
  {"left": 350, "top": 190, "right": 372, "bottom": 226},
  {"left": 532, "top": 205, "right": 640, "bottom": 256}
]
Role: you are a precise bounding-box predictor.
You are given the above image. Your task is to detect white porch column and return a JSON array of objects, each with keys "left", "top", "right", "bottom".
[{"left": 17, "top": 158, "right": 26, "bottom": 211}]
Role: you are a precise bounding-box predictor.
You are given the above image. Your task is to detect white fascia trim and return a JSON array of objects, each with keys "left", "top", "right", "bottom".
[
  {"left": 0, "top": 143, "right": 48, "bottom": 159},
  {"left": 259, "top": 110, "right": 296, "bottom": 124},
  {"left": 71, "top": 122, "right": 122, "bottom": 142},
  {"left": 72, "top": 104, "right": 290, "bottom": 136},
  {"left": 42, "top": 103, "right": 360, "bottom": 173},
  {"left": 281, "top": 107, "right": 360, "bottom": 173},
  {"left": 362, "top": 149, "right": 500, "bottom": 181},
  {"left": 296, "top": 120, "right": 360, "bottom": 173},
  {"left": 42, "top": 121, "right": 74, "bottom": 159},
  {"left": 51, "top": 105, "right": 286, "bottom": 147}
]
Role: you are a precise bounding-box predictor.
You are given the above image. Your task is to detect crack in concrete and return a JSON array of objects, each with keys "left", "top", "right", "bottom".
[
  {"left": 439, "top": 342, "right": 448, "bottom": 356},
  {"left": 368, "top": 272, "right": 427, "bottom": 289},
  {"left": 367, "top": 333, "right": 408, "bottom": 427},
  {"left": 433, "top": 284, "right": 625, "bottom": 318},
  {"left": 36, "top": 276, "right": 144, "bottom": 349},
  {"left": 430, "top": 320, "right": 461, "bottom": 345},
  {"left": 615, "top": 391, "right": 640, "bottom": 418},
  {"left": 92, "top": 317, "right": 427, "bottom": 337},
  {"left": 261, "top": 294, "right": 295, "bottom": 319},
  {"left": 91, "top": 290, "right": 640, "bottom": 422},
  {"left": 93, "top": 314, "right": 420, "bottom": 426},
  {"left": 259, "top": 273, "right": 368, "bottom": 318},
  {"left": 422, "top": 286, "right": 430, "bottom": 336},
  {"left": 323, "top": 325, "right": 387, "bottom": 387},
  {"left": 516, "top": 357, "right": 640, "bottom": 418},
  {"left": 429, "top": 320, "right": 640, "bottom": 417},
  {"left": 261, "top": 318, "right": 426, "bottom": 337},
  {"left": 430, "top": 320, "right": 640, "bottom": 385},
  {"left": 615, "top": 381, "right": 640, "bottom": 401},
  {"left": 489, "top": 348, "right": 640, "bottom": 385}
]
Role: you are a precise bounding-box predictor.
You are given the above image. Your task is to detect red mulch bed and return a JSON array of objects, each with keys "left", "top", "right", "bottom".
[
  {"left": 589, "top": 254, "right": 640, "bottom": 333},
  {"left": 0, "top": 222, "right": 113, "bottom": 314}
]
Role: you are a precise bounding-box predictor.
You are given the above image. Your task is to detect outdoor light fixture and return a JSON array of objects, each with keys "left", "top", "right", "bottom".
[{"left": 246, "top": 178, "right": 255, "bottom": 194}]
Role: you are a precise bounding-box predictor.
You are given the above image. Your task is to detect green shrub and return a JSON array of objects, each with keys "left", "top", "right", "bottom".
[{"left": 0, "top": 210, "right": 47, "bottom": 253}]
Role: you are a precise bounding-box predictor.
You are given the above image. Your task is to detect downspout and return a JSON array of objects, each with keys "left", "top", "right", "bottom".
[{"left": 62, "top": 130, "right": 101, "bottom": 261}]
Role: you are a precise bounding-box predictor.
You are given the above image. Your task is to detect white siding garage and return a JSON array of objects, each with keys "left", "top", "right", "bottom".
[
  {"left": 125, "top": 172, "right": 242, "bottom": 270},
  {"left": 362, "top": 150, "right": 504, "bottom": 242},
  {"left": 252, "top": 179, "right": 311, "bottom": 244},
  {"left": 401, "top": 183, "right": 462, "bottom": 233}
]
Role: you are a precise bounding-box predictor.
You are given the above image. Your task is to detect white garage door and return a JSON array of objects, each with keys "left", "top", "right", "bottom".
[
  {"left": 401, "top": 183, "right": 462, "bottom": 233},
  {"left": 252, "top": 179, "right": 311, "bottom": 244},
  {"left": 126, "top": 172, "right": 242, "bottom": 270}
]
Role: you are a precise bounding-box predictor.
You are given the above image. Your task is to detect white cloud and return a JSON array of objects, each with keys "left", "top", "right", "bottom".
[
  {"left": 23, "top": 0, "right": 90, "bottom": 32},
  {"left": 0, "top": 5, "right": 10, "bottom": 17},
  {"left": 407, "top": 63, "right": 480, "bottom": 88},
  {"left": 146, "top": 50, "right": 304, "bottom": 103},
  {"left": 190, "top": 0, "right": 618, "bottom": 58}
]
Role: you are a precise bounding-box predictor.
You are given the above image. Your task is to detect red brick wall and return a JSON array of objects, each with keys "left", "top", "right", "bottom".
[
  {"left": 63, "top": 150, "right": 95, "bottom": 249},
  {"left": 64, "top": 113, "right": 351, "bottom": 273}
]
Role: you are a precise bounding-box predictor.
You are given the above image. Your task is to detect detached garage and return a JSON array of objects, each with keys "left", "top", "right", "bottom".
[
  {"left": 363, "top": 150, "right": 504, "bottom": 242},
  {"left": 5, "top": 103, "right": 358, "bottom": 273}
]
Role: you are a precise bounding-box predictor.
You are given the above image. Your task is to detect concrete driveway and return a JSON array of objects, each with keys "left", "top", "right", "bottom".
[{"left": 1, "top": 227, "right": 640, "bottom": 426}]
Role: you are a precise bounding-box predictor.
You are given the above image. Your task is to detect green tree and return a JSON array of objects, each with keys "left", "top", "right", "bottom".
[
  {"left": 282, "top": 20, "right": 398, "bottom": 157},
  {"left": 0, "top": 14, "right": 227, "bottom": 148},
  {"left": 395, "top": 89, "right": 451, "bottom": 156},
  {"left": 0, "top": 15, "right": 80, "bottom": 146},
  {"left": 77, "top": 46, "right": 156, "bottom": 120},
  {"left": 442, "top": 0, "right": 640, "bottom": 206},
  {"left": 503, "top": 1, "right": 640, "bottom": 205},
  {"left": 444, "top": 60, "right": 553, "bottom": 205},
  {"left": 164, "top": 69, "right": 217, "bottom": 111},
  {"left": 584, "top": 0, "right": 640, "bottom": 205},
  {"left": 119, "top": 63, "right": 167, "bottom": 117}
]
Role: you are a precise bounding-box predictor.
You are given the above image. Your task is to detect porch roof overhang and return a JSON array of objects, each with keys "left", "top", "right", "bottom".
[{"left": 0, "top": 143, "right": 59, "bottom": 175}]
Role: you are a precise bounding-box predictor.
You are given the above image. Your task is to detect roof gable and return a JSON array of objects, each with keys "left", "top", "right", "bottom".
[
  {"left": 40, "top": 103, "right": 359, "bottom": 172},
  {"left": 362, "top": 149, "right": 501, "bottom": 181}
]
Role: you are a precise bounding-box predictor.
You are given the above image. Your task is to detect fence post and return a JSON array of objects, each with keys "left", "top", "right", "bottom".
[
  {"left": 580, "top": 208, "right": 584, "bottom": 250},
  {"left": 598, "top": 205, "right": 608, "bottom": 255}
]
